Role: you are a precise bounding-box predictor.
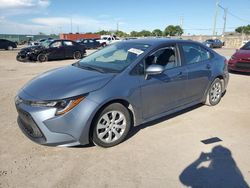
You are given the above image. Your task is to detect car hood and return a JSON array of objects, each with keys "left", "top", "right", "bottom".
[
  {"left": 234, "top": 50, "right": 250, "bottom": 59},
  {"left": 18, "top": 65, "right": 115, "bottom": 101},
  {"left": 20, "top": 45, "right": 45, "bottom": 52}
]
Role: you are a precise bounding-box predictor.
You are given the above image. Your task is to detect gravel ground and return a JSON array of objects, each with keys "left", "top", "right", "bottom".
[{"left": 0, "top": 47, "right": 249, "bottom": 188}]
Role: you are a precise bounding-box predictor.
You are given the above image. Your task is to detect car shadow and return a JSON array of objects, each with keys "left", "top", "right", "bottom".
[
  {"left": 179, "top": 145, "right": 249, "bottom": 188},
  {"left": 126, "top": 103, "right": 203, "bottom": 141}
]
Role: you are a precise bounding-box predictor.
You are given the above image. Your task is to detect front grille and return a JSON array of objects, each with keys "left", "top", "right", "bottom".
[
  {"left": 17, "top": 109, "right": 45, "bottom": 139},
  {"left": 235, "top": 62, "right": 250, "bottom": 70}
]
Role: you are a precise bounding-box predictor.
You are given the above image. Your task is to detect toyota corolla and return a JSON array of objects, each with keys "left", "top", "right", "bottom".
[{"left": 15, "top": 39, "right": 229, "bottom": 147}]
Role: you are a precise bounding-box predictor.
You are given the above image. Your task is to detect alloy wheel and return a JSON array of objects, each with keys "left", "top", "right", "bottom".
[{"left": 96, "top": 111, "right": 126, "bottom": 143}]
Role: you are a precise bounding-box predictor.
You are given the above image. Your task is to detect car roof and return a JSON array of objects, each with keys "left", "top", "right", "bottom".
[{"left": 120, "top": 38, "right": 199, "bottom": 46}]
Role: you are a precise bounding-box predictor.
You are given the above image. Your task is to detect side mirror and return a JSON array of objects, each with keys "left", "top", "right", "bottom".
[{"left": 145, "top": 64, "right": 164, "bottom": 79}]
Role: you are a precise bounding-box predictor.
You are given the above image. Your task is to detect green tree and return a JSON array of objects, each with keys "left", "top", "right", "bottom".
[
  {"left": 114, "top": 30, "right": 129, "bottom": 37},
  {"left": 152, "top": 29, "right": 163, "bottom": 36},
  {"left": 138, "top": 30, "right": 152, "bottom": 37},
  {"left": 96, "top": 30, "right": 112, "bottom": 35},
  {"left": 235, "top": 25, "right": 250, "bottom": 34},
  {"left": 164, "top": 25, "right": 183, "bottom": 36},
  {"left": 130, "top": 31, "right": 139, "bottom": 37}
]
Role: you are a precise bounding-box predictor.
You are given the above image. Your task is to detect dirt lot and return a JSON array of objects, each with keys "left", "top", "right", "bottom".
[{"left": 0, "top": 48, "right": 249, "bottom": 188}]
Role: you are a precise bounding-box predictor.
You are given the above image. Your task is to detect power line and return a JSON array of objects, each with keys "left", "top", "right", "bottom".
[{"left": 227, "top": 10, "right": 250, "bottom": 23}]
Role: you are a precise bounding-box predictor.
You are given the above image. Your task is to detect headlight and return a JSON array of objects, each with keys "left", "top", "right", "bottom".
[{"left": 30, "top": 96, "right": 85, "bottom": 116}]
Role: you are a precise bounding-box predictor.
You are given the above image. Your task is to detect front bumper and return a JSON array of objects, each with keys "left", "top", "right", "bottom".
[
  {"left": 15, "top": 95, "right": 99, "bottom": 146},
  {"left": 228, "top": 59, "right": 250, "bottom": 73},
  {"left": 16, "top": 52, "right": 37, "bottom": 62}
]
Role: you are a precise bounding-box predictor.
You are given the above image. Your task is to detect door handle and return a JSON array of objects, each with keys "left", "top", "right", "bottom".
[{"left": 206, "top": 64, "right": 211, "bottom": 69}]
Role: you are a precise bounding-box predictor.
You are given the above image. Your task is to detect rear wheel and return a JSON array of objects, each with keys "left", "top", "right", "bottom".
[
  {"left": 37, "top": 54, "right": 47, "bottom": 62},
  {"left": 73, "top": 51, "right": 82, "bottom": 59},
  {"left": 7, "top": 46, "right": 13, "bottom": 50},
  {"left": 92, "top": 103, "right": 131, "bottom": 148},
  {"left": 205, "top": 78, "right": 223, "bottom": 106}
]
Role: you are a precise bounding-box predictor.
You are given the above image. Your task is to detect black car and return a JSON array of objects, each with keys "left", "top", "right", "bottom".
[
  {"left": 0, "top": 39, "right": 17, "bottom": 50},
  {"left": 78, "top": 38, "right": 101, "bottom": 49},
  {"left": 203, "top": 39, "right": 223, "bottom": 48},
  {"left": 17, "top": 40, "right": 86, "bottom": 62}
]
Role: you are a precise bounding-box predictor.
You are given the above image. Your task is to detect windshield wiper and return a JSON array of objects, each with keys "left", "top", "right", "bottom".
[{"left": 74, "top": 63, "right": 105, "bottom": 73}]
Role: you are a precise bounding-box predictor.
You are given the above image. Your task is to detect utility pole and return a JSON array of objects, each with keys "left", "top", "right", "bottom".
[
  {"left": 116, "top": 21, "right": 119, "bottom": 32},
  {"left": 180, "top": 16, "right": 184, "bottom": 36},
  {"left": 70, "top": 17, "right": 73, "bottom": 33},
  {"left": 212, "top": 0, "right": 220, "bottom": 36},
  {"left": 222, "top": 8, "right": 228, "bottom": 36}
]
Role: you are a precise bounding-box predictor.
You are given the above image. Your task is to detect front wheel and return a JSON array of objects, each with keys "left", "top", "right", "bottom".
[
  {"left": 92, "top": 103, "right": 131, "bottom": 148},
  {"left": 205, "top": 78, "right": 223, "bottom": 106},
  {"left": 37, "top": 54, "right": 47, "bottom": 62}
]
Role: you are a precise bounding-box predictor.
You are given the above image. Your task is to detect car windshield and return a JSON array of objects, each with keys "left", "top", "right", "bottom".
[
  {"left": 75, "top": 42, "right": 150, "bottom": 73},
  {"left": 241, "top": 42, "right": 250, "bottom": 50},
  {"left": 41, "top": 40, "right": 52, "bottom": 48},
  {"left": 206, "top": 40, "right": 214, "bottom": 42}
]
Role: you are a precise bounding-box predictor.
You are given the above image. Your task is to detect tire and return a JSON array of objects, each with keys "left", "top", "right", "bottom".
[
  {"left": 102, "top": 43, "right": 107, "bottom": 47},
  {"left": 37, "top": 54, "right": 47, "bottom": 62},
  {"left": 7, "top": 46, "right": 13, "bottom": 50},
  {"left": 73, "top": 51, "right": 82, "bottom": 59},
  {"left": 205, "top": 78, "right": 223, "bottom": 106},
  {"left": 92, "top": 103, "right": 131, "bottom": 148}
]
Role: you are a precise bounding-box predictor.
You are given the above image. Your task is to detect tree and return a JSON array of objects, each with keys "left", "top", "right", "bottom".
[
  {"left": 235, "top": 25, "right": 250, "bottom": 34},
  {"left": 96, "top": 30, "right": 112, "bottom": 35},
  {"left": 152, "top": 29, "right": 163, "bottom": 36},
  {"left": 115, "top": 30, "right": 129, "bottom": 37},
  {"left": 130, "top": 31, "right": 139, "bottom": 37},
  {"left": 164, "top": 25, "right": 183, "bottom": 36},
  {"left": 138, "top": 30, "right": 152, "bottom": 37}
]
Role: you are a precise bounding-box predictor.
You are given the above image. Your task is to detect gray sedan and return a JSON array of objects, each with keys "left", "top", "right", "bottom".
[{"left": 15, "top": 39, "right": 229, "bottom": 147}]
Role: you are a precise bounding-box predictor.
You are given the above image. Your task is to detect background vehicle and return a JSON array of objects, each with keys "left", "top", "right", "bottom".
[
  {"left": 97, "top": 35, "right": 121, "bottom": 46},
  {"left": 16, "top": 39, "right": 86, "bottom": 62},
  {"left": 78, "top": 38, "right": 101, "bottom": 49},
  {"left": 0, "top": 39, "right": 17, "bottom": 50},
  {"left": 28, "top": 38, "right": 54, "bottom": 46},
  {"left": 228, "top": 41, "right": 250, "bottom": 72},
  {"left": 15, "top": 39, "right": 229, "bottom": 148},
  {"left": 203, "top": 39, "right": 223, "bottom": 48}
]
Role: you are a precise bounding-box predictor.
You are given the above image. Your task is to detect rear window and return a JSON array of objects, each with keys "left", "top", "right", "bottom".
[{"left": 241, "top": 42, "right": 250, "bottom": 50}]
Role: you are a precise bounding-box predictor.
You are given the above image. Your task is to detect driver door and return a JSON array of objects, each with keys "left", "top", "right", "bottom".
[
  {"left": 139, "top": 44, "right": 188, "bottom": 119},
  {"left": 48, "top": 41, "right": 65, "bottom": 60}
]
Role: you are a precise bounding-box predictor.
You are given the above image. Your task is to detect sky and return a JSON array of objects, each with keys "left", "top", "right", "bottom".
[{"left": 0, "top": 0, "right": 250, "bottom": 35}]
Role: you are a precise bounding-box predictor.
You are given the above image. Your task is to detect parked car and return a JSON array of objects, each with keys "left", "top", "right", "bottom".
[
  {"left": 15, "top": 39, "right": 229, "bottom": 147},
  {"left": 16, "top": 39, "right": 86, "bottom": 62},
  {"left": 203, "top": 39, "right": 223, "bottom": 48},
  {"left": 97, "top": 35, "right": 121, "bottom": 46},
  {"left": 28, "top": 38, "right": 54, "bottom": 46},
  {"left": 78, "top": 38, "right": 101, "bottom": 49},
  {"left": 0, "top": 39, "right": 17, "bottom": 50},
  {"left": 228, "top": 41, "right": 250, "bottom": 72}
]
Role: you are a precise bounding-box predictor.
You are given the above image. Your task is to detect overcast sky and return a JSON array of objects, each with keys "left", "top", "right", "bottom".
[{"left": 0, "top": 0, "right": 250, "bottom": 35}]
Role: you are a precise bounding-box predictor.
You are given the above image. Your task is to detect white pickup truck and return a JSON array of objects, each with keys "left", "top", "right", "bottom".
[{"left": 97, "top": 35, "right": 121, "bottom": 46}]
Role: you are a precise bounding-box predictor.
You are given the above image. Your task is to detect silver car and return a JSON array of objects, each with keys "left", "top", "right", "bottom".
[{"left": 15, "top": 39, "right": 229, "bottom": 147}]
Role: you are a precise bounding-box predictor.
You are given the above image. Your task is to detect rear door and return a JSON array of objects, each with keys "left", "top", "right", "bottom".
[
  {"left": 180, "top": 43, "right": 213, "bottom": 102},
  {"left": 63, "top": 40, "right": 76, "bottom": 58}
]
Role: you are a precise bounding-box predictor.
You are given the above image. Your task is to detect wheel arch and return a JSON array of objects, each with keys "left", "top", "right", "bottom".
[{"left": 88, "top": 98, "right": 136, "bottom": 142}]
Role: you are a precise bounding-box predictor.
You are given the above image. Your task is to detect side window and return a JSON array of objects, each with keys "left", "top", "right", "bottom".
[
  {"left": 63, "top": 41, "right": 73, "bottom": 46},
  {"left": 50, "top": 41, "right": 62, "bottom": 48},
  {"left": 145, "top": 45, "right": 178, "bottom": 70},
  {"left": 182, "top": 44, "right": 211, "bottom": 64}
]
